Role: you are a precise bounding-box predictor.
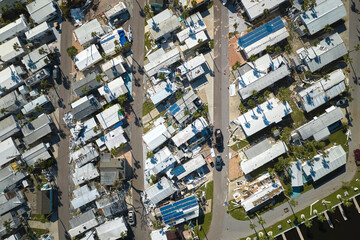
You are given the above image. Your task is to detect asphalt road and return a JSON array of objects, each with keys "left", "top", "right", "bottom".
[
  {"left": 127, "top": 0, "right": 150, "bottom": 239},
  {"left": 207, "top": 1, "right": 230, "bottom": 240},
  {"left": 57, "top": 20, "right": 74, "bottom": 240},
  {"left": 207, "top": 2, "right": 360, "bottom": 240}
]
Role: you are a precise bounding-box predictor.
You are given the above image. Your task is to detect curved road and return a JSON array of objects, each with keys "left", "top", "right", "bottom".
[{"left": 208, "top": 2, "right": 360, "bottom": 240}]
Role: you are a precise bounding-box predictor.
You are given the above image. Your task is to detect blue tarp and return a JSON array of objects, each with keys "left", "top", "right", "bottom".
[
  {"left": 238, "top": 17, "right": 285, "bottom": 48},
  {"left": 70, "top": 8, "right": 85, "bottom": 20}
]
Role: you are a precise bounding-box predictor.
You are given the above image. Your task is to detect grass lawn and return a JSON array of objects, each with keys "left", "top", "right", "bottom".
[
  {"left": 228, "top": 201, "right": 248, "bottom": 220},
  {"left": 30, "top": 214, "right": 50, "bottom": 223},
  {"left": 288, "top": 99, "right": 306, "bottom": 128},
  {"left": 144, "top": 32, "right": 152, "bottom": 51},
  {"left": 328, "top": 129, "right": 348, "bottom": 152},
  {"left": 205, "top": 181, "right": 213, "bottom": 200},
  {"left": 194, "top": 181, "right": 214, "bottom": 240},
  {"left": 31, "top": 228, "right": 49, "bottom": 238},
  {"left": 230, "top": 140, "right": 249, "bottom": 152},
  {"left": 142, "top": 100, "right": 155, "bottom": 116}
]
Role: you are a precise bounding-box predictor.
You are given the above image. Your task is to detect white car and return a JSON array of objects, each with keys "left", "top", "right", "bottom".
[{"left": 128, "top": 210, "right": 136, "bottom": 226}]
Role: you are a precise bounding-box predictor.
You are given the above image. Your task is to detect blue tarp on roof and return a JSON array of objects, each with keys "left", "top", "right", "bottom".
[
  {"left": 238, "top": 17, "right": 285, "bottom": 48},
  {"left": 118, "top": 30, "right": 127, "bottom": 45},
  {"left": 70, "top": 8, "right": 85, "bottom": 20},
  {"left": 159, "top": 196, "right": 198, "bottom": 225}
]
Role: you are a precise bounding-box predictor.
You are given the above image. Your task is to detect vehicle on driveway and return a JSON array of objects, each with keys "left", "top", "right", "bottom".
[
  {"left": 53, "top": 65, "right": 59, "bottom": 80},
  {"left": 215, "top": 129, "right": 223, "bottom": 152},
  {"left": 128, "top": 210, "right": 136, "bottom": 226},
  {"left": 355, "top": 149, "right": 360, "bottom": 165},
  {"left": 215, "top": 154, "right": 222, "bottom": 171},
  {"left": 335, "top": 98, "right": 348, "bottom": 107}
]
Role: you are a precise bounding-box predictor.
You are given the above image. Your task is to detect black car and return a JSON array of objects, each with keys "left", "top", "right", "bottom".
[
  {"left": 215, "top": 155, "right": 222, "bottom": 171},
  {"left": 215, "top": 129, "right": 223, "bottom": 151}
]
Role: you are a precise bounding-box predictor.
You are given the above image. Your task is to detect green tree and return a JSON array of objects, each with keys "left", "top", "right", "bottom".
[
  {"left": 257, "top": 96, "right": 265, "bottom": 103},
  {"left": 1, "top": 86, "right": 7, "bottom": 92},
  {"left": 0, "top": 108, "right": 7, "bottom": 114},
  {"left": 81, "top": 86, "right": 88, "bottom": 95},
  {"left": 354, "top": 44, "right": 360, "bottom": 52},
  {"left": 289, "top": 199, "right": 298, "bottom": 207},
  {"left": 233, "top": 23, "right": 238, "bottom": 30},
  {"left": 249, "top": 223, "right": 257, "bottom": 230},
  {"left": 257, "top": 217, "right": 266, "bottom": 231},
  {"left": 209, "top": 39, "right": 214, "bottom": 49},
  {"left": 182, "top": 10, "right": 189, "bottom": 19},
  {"left": 248, "top": 55, "right": 258, "bottom": 62},
  {"left": 40, "top": 79, "right": 48, "bottom": 89},
  {"left": 247, "top": 99, "right": 255, "bottom": 108},
  {"left": 344, "top": 54, "right": 352, "bottom": 64},
  {"left": 344, "top": 199, "right": 353, "bottom": 208},
  {"left": 110, "top": 147, "right": 119, "bottom": 156},
  {"left": 252, "top": 90, "right": 258, "bottom": 97},
  {"left": 35, "top": 106, "right": 42, "bottom": 112},
  {"left": 322, "top": 74, "right": 330, "bottom": 81},
  {"left": 304, "top": 220, "right": 313, "bottom": 228},
  {"left": 117, "top": 94, "right": 128, "bottom": 105},
  {"left": 266, "top": 45, "right": 275, "bottom": 54},
  {"left": 96, "top": 74, "right": 103, "bottom": 82},
  {"left": 122, "top": 42, "right": 132, "bottom": 53},
  {"left": 275, "top": 46, "right": 282, "bottom": 54},
  {"left": 91, "top": 32, "right": 97, "bottom": 38},
  {"left": 305, "top": 71, "right": 313, "bottom": 78},
  {"left": 38, "top": 47, "right": 48, "bottom": 55},
  {"left": 317, "top": 213, "right": 326, "bottom": 222},
  {"left": 264, "top": 90, "right": 271, "bottom": 98},
  {"left": 146, "top": 151, "right": 154, "bottom": 158},
  {"left": 263, "top": 8, "right": 270, "bottom": 16},
  {"left": 114, "top": 40, "right": 120, "bottom": 46},
  {"left": 303, "top": 28, "right": 309, "bottom": 35},
  {"left": 17, "top": 113, "right": 24, "bottom": 120},
  {"left": 324, "top": 24, "right": 334, "bottom": 33},
  {"left": 67, "top": 46, "right": 78, "bottom": 58},
  {"left": 285, "top": 44, "right": 292, "bottom": 53},
  {"left": 191, "top": 0, "right": 197, "bottom": 7},
  {"left": 278, "top": 87, "right": 291, "bottom": 102},
  {"left": 238, "top": 102, "right": 246, "bottom": 112},
  {"left": 102, "top": 52, "right": 110, "bottom": 60},
  {"left": 150, "top": 174, "right": 158, "bottom": 184}
]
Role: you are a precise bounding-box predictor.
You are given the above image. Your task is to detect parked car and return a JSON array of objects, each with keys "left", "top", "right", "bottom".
[
  {"left": 215, "top": 129, "right": 223, "bottom": 151},
  {"left": 215, "top": 154, "right": 222, "bottom": 171},
  {"left": 128, "top": 210, "right": 136, "bottom": 226},
  {"left": 52, "top": 65, "right": 59, "bottom": 80},
  {"left": 335, "top": 98, "right": 348, "bottom": 107},
  {"left": 355, "top": 149, "right": 360, "bottom": 165}
]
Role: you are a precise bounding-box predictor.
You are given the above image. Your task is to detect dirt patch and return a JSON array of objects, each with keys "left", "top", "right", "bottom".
[
  {"left": 229, "top": 149, "right": 242, "bottom": 181},
  {"left": 229, "top": 34, "right": 246, "bottom": 70}
]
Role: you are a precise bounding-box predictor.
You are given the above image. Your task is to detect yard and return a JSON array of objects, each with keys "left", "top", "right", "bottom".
[
  {"left": 194, "top": 181, "right": 214, "bottom": 240},
  {"left": 142, "top": 100, "right": 155, "bottom": 116},
  {"left": 230, "top": 140, "right": 249, "bottom": 152}
]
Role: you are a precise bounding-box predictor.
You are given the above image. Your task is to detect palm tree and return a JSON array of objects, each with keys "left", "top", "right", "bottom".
[
  {"left": 91, "top": 32, "right": 97, "bottom": 38},
  {"left": 289, "top": 199, "right": 298, "bottom": 207},
  {"left": 263, "top": 9, "right": 270, "bottom": 16},
  {"left": 344, "top": 54, "right": 352, "bottom": 64},
  {"left": 353, "top": 44, "right": 360, "bottom": 52},
  {"left": 38, "top": 47, "right": 47, "bottom": 55},
  {"left": 344, "top": 199, "right": 353, "bottom": 208},
  {"left": 13, "top": 42, "right": 20, "bottom": 51},
  {"left": 322, "top": 74, "right": 330, "bottom": 81},
  {"left": 317, "top": 213, "right": 326, "bottom": 222},
  {"left": 257, "top": 216, "right": 266, "bottom": 232},
  {"left": 249, "top": 223, "right": 257, "bottom": 234},
  {"left": 268, "top": 168, "right": 276, "bottom": 177},
  {"left": 114, "top": 40, "right": 120, "bottom": 46},
  {"left": 324, "top": 24, "right": 334, "bottom": 33},
  {"left": 303, "top": 28, "right": 310, "bottom": 35},
  {"left": 304, "top": 220, "right": 313, "bottom": 228}
]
